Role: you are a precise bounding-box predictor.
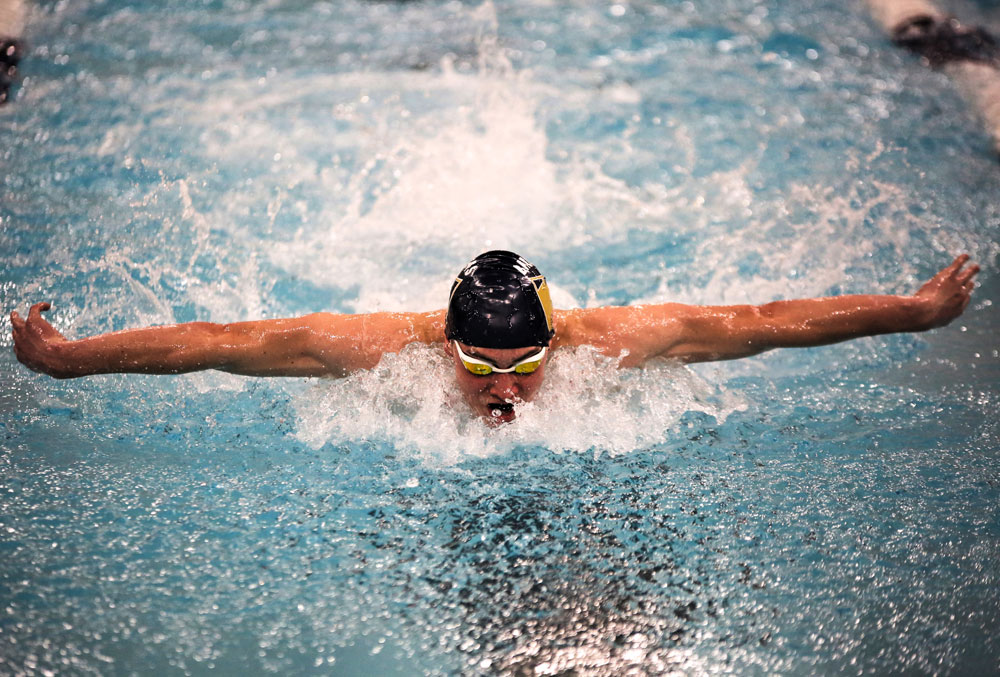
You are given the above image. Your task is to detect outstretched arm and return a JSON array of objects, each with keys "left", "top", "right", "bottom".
[
  {"left": 555, "top": 255, "right": 980, "bottom": 366},
  {"left": 11, "top": 303, "right": 445, "bottom": 379}
]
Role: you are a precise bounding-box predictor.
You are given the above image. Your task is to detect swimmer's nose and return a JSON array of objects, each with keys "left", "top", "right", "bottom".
[{"left": 487, "top": 373, "right": 520, "bottom": 401}]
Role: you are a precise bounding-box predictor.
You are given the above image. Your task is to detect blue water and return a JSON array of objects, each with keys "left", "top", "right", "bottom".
[{"left": 2, "top": 0, "right": 999, "bottom": 674}]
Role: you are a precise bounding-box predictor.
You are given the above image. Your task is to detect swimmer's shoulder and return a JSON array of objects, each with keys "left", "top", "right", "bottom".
[
  {"left": 553, "top": 307, "right": 618, "bottom": 347},
  {"left": 553, "top": 304, "right": 691, "bottom": 360},
  {"left": 377, "top": 309, "right": 446, "bottom": 347},
  {"left": 301, "top": 309, "right": 446, "bottom": 371},
  {"left": 309, "top": 309, "right": 446, "bottom": 351}
]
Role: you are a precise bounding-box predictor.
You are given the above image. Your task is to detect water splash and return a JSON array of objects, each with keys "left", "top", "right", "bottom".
[{"left": 292, "top": 344, "right": 746, "bottom": 464}]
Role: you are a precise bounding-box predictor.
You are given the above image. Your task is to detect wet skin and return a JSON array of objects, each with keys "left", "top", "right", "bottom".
[
  {"left": 446, "top": 341, "right": 548, "bottom": 426},
  {"left": 10, "top": 256, "right": 981, "bottom": 420}
]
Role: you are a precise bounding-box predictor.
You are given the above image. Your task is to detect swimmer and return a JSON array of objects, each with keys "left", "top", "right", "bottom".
[{"left": 11, "top": 252, "right": 980, "bottom": 425}]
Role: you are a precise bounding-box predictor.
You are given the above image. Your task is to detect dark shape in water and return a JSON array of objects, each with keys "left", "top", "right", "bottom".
[
  {"left": 892, "top": 15, "right": 1000, "bottom": 68},
  {"left": 1, "top": 38, "right": 24, "bottom": 105}
]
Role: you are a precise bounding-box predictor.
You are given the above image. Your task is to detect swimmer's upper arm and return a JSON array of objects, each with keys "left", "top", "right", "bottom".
[
  {"left": 218, "top": 309, "right": 447, "bottom": 377},
  {"left": 656, "top": 304, "right": 774, "bottom": 362},
  {"left": 553, "top": 305, "right": 693, "bottom": 366},
  {"left": 211, "top": 313, "right": 365, "bottom": 377}
]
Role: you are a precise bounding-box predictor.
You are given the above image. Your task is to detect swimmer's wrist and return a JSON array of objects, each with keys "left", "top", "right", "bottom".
[
  {"left": 52, "top": 338, "right": 119, "bottom": 378},
  {"left": 907, "top": 295, "right": 938, "bottom": 331},
  {"left": 35, "top": 338, "right": 83, "bottom": 379},
  {"left": 58, "top": 339, "right": 102, "bottom": 378}
]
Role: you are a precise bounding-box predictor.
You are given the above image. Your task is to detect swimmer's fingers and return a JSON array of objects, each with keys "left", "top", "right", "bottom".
[
  {"left": 10, "top": 311, "right": 25, "bottom": 364},
  {"left": 11, "top": 307, "right": 39, "bottom": 372},
  {"left": 944, "top": 254, "right": 971, "bottom": 277},
  {"left": 11, "top": 302, "right": 71, "bottom": 376},
  {"left": 919, "top": 255, "right": 977, "bottom": 295},
  {"left": 15, "top": 302, "right": 65, "bottom": 342},
  {"left": 25, "top": 302, "right": 66, "bottom": 339},
  {"left": 914, "top": 256, "right": 980, "bottom": 328},
  {"left": 28, "top": 301, "right": 52, "bottom": 323},
  {"left": 956, "top": 263, "right": 980, "bottom": 285},
  {"left": 926, "top": 255, "right": 968, "bottom": 288},
  {"left": 10, "top": 309, "right": 26, "bottom": 332}
]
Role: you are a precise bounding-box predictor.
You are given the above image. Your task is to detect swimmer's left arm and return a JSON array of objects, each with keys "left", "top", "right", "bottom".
[
  {"left": 558, "top": 254, "right": 980, "bottom": 364},
  {"left": 659, "top": 254, "right": 980, "bottom": 363}
]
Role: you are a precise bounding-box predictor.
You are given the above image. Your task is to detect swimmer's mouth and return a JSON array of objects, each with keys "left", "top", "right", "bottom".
[
  {"left": 486, "top": 402, "right": 516, "bottom": 423},
  {"left": 488, "top": 403, "right": 515, "bottom": 416}
]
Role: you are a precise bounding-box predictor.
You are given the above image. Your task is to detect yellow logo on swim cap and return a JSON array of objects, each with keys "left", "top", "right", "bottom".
[
  {"left": 448, "top": 277, "right": 464, "bottom": 305},
  {"left": 530, "top": 275, "right": 554, "bottom": 332}
]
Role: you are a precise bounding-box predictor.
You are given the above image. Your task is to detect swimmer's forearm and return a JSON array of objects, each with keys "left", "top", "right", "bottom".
[
  {"left": 17, "top": 314, "right": 355, "bottom": 378},
  {"left": 54, "top": 323, "right": 209, "bottom": 377},
  {"left": 672, "top": 294, "right": 944, "bottom": 363},
  {"left": 739, "top": 294, "right": 934, "bottom": 350},
  {"left": 51, "top": 320, "right": 332, "bottom": 377}
]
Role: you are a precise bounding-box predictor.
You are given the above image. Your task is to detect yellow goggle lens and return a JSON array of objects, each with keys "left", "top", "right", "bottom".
[{"left": 463, "top": 361, "right": 494, "bottom": 376}]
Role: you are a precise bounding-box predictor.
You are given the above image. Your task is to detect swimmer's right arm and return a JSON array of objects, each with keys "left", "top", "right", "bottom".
[{"left": 10, "top": 303, "right": 446, "bottom": 378}]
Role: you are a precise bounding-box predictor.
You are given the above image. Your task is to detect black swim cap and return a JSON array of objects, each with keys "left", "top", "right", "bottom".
[{"left": 446, "top": 250, "right": 555, "bottom": 349}]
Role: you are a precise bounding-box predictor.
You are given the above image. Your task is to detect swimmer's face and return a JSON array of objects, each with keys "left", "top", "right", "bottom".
[{"left": 446, "top": 341, "right": 549, "bottom": 426}]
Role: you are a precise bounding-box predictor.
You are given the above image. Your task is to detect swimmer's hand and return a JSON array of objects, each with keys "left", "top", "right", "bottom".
[
  {"left": 913, "top": 254, "right": 980, "bottom": 329},
  {"left": 10, "top": 302, "right": 76, "bottom": 378}
]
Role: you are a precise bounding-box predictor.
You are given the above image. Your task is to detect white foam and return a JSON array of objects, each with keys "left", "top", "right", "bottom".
[
  {"left": 630, "top": 168, "right": 939, "bottom": 308},
  {"left": 262, "top": 69, "right": 563, "bottom": 312},
  {"left": 291, "top": 343, "right": 746, "bottom": 465},
  {"left": 58, "top": 0, "right": 954, "bottom": 324}
]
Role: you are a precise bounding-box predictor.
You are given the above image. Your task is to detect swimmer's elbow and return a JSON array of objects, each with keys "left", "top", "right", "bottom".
[
  {"left": 214, "top": 317, "right": 346, "bottom": 376},
  {"left": 158, "top": 322, "right": 237, "bottom": 372},
  {"left": 670, "top": 306, "right": 773, "bottom": 362},
  {"left": 201, "top": 321, "right": 280, "bottom": 371},
  {"left": 673, "top": 343, "right": 772, "bottom": 364}
]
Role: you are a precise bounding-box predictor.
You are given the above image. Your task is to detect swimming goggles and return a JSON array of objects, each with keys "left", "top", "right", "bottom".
[{"left": 453, "top": 341, "right": 546, "bottom": 376}]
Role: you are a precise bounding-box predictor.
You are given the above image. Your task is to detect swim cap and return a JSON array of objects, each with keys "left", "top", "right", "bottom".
[{"left": 446, "top": 250, "right": 555, "bottom": 349}]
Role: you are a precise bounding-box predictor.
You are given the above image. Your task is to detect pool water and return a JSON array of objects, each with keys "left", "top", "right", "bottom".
[{"left": 2, "top": 0, "right": 999, "bottom": 674}]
